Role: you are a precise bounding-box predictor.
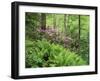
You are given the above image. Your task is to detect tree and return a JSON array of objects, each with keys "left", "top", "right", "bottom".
[
  {"left": 53, "top": 14, "right": 56, "bottom": 28},
  {"left": 78, "top": 15, "right": 81, "bottom": 42},
  {"left": 41, "top": 13, "right": 46, "bottom": 30},
  {"left": 78, "top": 15, "right": 81, "bottom": 53},
  {"left": 64, "top": 14, "right": 68, "bottom": 36}
]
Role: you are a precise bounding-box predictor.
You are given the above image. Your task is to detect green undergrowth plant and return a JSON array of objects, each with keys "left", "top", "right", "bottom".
[{"left": 25, "top": 39, "right": 86, "bottom": 68}]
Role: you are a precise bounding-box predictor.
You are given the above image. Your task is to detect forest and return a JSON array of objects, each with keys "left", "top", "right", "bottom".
[{"left": 25, "top": 12, "right": 89, "bottom": 68}]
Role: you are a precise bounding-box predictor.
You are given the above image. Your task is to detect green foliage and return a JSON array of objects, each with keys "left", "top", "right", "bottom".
[
  {"left": 25, "top": 12, "right": 90, "bottom": 67},
  {"left": 46, "top": 14, "right": 53, "bottom": 27},
  {"left": 80, "top": 16, "right": 89, "bottom": 64},
  {"left": 25, "top": 39, "right": 86, "bottom": 68},
  {"left": 25, "top": 12, "right": 40, "bottom": 40}
]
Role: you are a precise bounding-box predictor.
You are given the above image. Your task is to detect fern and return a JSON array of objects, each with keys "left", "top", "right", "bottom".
[{"left": 25, "top": 39, "right": 86, "bottom": 68}]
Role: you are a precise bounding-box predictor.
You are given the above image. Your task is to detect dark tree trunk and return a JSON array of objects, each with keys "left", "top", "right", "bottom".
[
  {"left": 53, "top": 14, "right": 56, "bottom": 28},
  {"left": 41, "top": 13, "right": 46, "bottom": 30},
  {"left": 79, "top": 15, "right": 80, "bottom": 41},
  {"left": 64, "top": 14, "right": 66, "bottom": 29},
  {"left": 78, "top": 15, "right": 81, "bottom": 53},
  {"left": 64, "top": 14, "right": 68, "bottom": 36}
]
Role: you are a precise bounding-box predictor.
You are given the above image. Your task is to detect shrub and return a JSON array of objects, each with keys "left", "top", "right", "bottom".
[{"left": 25, "top": 39, "right": 86, "bottom": 68}]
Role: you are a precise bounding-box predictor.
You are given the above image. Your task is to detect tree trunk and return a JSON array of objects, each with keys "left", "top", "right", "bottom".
[
  {"left": 53, "top": 14, "right": 56, "bottom": 28},
  {"left": 79, "top": 15, "right": 80, "bottom": 41},
  {"left": 41, "top": 13, "right": 46, "bottom": 30},
  {"left": 78, "top": 15, "right": 81, "bottom": 53},
  {"left": 64, "top": 14, "right": 68, "bottom": 36},
  {"left": 64, "top": 14, "right": 66, "bottom": 29}
]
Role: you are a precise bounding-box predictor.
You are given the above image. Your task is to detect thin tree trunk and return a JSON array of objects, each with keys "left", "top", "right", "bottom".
[
  {"left": 79, "top": 15, "right": 80, "bottom": 41},
  {"left": 53, "top": 14, "right": 56, "bottom": 28},
  {"left": 64, "top": 14, "right": 68, "bottom": 36},
  {"left": 68, "top": 15, "right": 71, "bottom": 37},
  {"left": 41, "top": 13, "right": 46, "bottom": 30},
  {"left": 64, "top": 14, "right": 66, "bottom": 31},
  {"left": 78, "top": 15, "right": 81, "bottom": 53}
]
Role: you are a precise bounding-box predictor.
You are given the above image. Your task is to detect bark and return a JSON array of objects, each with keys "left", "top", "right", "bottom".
[
  {"left": 78, "top": 15, "right": 81, "bottom": 53},
  {"left": 41, "top": 13, "right": 46, "bottom": 30},
  {"left": 53, "top": 14, "right": 56, "bottom": 28},
  {"left": 64, "top": 14, "right": 68, "bottom": 36}
]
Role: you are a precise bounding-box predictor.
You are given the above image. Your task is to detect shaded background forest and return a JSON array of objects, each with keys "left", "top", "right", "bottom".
[{"left": 25, "top": 12, "right": 89, "bottom": 68}]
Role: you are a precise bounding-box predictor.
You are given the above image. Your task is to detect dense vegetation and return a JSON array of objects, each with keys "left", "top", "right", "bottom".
[{"left": 25, "top": 12, "right": 89, "bottom": 68}]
